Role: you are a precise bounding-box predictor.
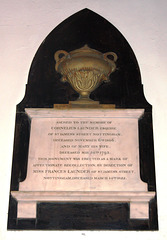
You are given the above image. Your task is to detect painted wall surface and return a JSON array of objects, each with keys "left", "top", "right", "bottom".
[{"left": 0, "top": 0, "right": 167, "bottom": 238}]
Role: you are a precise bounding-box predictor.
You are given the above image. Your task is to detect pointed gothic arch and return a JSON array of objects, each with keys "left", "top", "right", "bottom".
[
  {"left": 8, "top": 9, "right": 158, "bottom": 230},
  {"left": 18, "top": 8, "right": 149, "bottom": 111}
]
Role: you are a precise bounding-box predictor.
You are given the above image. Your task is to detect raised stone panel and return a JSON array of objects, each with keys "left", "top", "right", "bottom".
[{"left": 11, "top": 108, "right": 155, "bottom": 219}]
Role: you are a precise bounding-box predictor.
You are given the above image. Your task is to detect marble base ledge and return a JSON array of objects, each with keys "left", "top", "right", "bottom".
[{"left": 11, "top": 191, "right": 155, "bottom": 219}]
